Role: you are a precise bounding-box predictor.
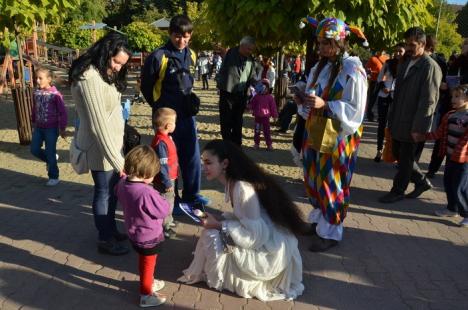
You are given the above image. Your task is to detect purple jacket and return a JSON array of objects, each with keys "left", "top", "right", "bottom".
[
  {"left": 32, "top": 86, "right": 67, "bottom": 130},
  {"left": 115, "top": 178, "right": 170, "bottom": 248},
  {"left": 250, "top": 94, "right": 278, "bottom": 118}
]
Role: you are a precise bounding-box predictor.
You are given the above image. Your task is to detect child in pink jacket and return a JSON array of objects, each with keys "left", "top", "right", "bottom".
[{"left": 250, "top": 79, "right": 278, "bottom": 150}]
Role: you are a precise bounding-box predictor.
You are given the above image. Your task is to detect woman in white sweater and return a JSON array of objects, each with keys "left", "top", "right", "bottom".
[{"left": 69, "top": 33, "right": 132, "bottom": 255}]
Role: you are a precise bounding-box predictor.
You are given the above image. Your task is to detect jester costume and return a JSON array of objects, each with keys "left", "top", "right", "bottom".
[{"left": 301, "top": 18, "right": 368, "bottom": 242}]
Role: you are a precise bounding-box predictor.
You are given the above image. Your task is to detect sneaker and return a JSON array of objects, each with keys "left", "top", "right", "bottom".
[
  {"left": 139, "top": 293, "right": 166, "bottom": 307},
  {"left": 46, "top": 179, "right": 60, "bottom": 186},
  {"left": 459, "top": 218, "right": 468, "bottom": 227},
  {"left": 434, "top": 209, "right": 459, "bottom": 217},
  {"left": 152, "top": 279, "right": 165, "bottom": 292}
]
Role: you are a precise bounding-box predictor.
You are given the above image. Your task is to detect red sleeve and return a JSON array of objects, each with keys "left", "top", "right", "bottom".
[{"left": 425, "top": 113, "right": 449, "bottom": 140}]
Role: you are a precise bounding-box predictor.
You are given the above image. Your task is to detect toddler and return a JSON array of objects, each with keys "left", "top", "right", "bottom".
[
  {"left": 249, "top": 79, "right": 278, "bottom": 150},
  {"left": 151, "top": 108, "right": 178, "bottom": 238},
  {"left": 422, "top": 84, "right": 468, "bottom": 227},
  {"left": 30, "top": 67, "right": 67, "bottom": 186},
  {"left": 115, "top": 145, "right": 170, "bottom": 307}
]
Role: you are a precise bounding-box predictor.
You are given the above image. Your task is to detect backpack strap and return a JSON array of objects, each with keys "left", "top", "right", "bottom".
[
  {"left": 189, "top": 48, "right": 197, "bottom": 75},
  {"left": 152, "top": 52, "right": 169, "bottom": 103}
]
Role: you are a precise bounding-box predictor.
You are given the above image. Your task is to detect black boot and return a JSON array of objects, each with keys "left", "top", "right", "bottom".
[
  {"left": 308, "top": 235, "right": 338, "bottom": 252},
  {"left": 406, "top": 178, "right": 433, "bottom": 199}
]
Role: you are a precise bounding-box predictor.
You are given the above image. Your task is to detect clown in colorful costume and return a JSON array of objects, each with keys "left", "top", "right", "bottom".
[{"left": 298, "top": 17, "right": 368, "bottom": 250}]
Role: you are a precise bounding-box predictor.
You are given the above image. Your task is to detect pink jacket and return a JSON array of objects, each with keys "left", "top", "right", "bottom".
[{"left": 250, "top": 94, "right": 278, "bottom": 118}]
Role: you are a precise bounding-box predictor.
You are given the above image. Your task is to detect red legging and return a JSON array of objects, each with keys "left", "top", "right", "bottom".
[{"left": 139, "top": 254, "right": 158, "bottom": 295}]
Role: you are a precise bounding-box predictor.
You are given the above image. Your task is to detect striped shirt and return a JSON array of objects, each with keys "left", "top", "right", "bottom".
[{"left": 426, "top": 109, "right": 468, "bottom": 163}]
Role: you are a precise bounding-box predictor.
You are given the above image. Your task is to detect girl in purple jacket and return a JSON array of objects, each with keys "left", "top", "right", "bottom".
[
  {"left": 249, "top": 79, "right": 278, "bottom": 150},
  {"left": 30, "top": 67, "right": 67, "bottom": 186},
  {"left": 115, "top": 145, "right": 170, "bottom": 307}
]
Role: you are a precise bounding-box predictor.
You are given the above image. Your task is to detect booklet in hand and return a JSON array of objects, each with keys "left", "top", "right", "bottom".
[{"left": 178, "top": 202, "right": 206, "bottom": 223}]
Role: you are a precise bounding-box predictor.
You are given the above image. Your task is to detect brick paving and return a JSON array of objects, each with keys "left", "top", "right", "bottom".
[{"left": 0, "top": 68, "right": 467, "bottom": 309}]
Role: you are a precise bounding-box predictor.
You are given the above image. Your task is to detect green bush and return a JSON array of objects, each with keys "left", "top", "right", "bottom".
[{"left": 122, "top": 21, "right": 166, "bottom": 52}]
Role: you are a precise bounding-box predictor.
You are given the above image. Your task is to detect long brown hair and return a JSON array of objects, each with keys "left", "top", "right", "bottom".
[{"left": 203, "top": 140, "right": 308, "bottom": 235}]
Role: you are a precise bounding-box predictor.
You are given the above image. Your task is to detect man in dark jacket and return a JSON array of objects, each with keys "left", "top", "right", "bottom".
[
  {"left": 141, "top": 15, "right": 210, "bottom": 207},
  {"left": 217, "top": 36, "right": 256, "bottom": 146},
  {"left": 379, "top": 27, "right": 442, "bottom": 203}
]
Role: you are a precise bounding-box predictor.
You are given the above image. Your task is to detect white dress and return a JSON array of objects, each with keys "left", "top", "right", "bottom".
[{"left": 178, "top": 181, "right": 304, "bottom": 301}]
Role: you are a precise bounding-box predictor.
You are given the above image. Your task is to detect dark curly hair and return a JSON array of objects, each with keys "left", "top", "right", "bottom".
[
  {"left": 69, "top": 32, "right": 132, "bottom": 92},
  {"left": 203, "top": 140, "right": 308, "bottom": 235}
]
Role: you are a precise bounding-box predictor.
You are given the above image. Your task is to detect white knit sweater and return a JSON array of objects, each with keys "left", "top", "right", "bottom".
[{"left": 71, "top": 66, "right": 124, "bottom": 172}]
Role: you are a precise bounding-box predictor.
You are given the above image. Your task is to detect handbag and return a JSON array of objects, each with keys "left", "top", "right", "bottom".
[
  {"left": 382, "top": 127, "right": 396, "bottom": 163},
  {"left": 69, "top": 138, "right": 89, "bottom": 174},
  {"left": 305, "top": 109, "right": 340, "bottom": 153}
]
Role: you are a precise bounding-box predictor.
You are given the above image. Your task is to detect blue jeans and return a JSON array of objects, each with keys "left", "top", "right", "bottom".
[
  {"left": 91, "top": 170, "right": 120, "bottom": 241},
  {"left": 172, "top": 116, "right": 201, "bottom": 202},
  {"left": 444, "top": 159, "right": 468, "bottom": 218},
  {"left": 30, "top": 127, "right": 59, "bottom": 179}
]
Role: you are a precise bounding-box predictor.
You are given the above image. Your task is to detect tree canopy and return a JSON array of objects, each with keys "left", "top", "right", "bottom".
[{"left": 204, "top": 0, "right": 434, "bottom": 51}]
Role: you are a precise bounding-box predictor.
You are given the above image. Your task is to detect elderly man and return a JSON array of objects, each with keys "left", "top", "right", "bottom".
[
  {"left": 379, "top": 27, "right": 442, "bottom": 203},
  {"left": 217, "top": 36, "right": 257, "bottom": 146}
]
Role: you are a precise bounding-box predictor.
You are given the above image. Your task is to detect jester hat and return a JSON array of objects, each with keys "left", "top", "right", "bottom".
[{"left": 299, "top": 16, "right": 369, "bottom": 47}]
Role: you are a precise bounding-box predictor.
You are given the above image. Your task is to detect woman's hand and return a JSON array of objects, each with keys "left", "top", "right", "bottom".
[
  {"left": 201, "top": 212, "right": 222, "bottom": 230},
  {"left": 119, "top": 170, "right": 127, "bottom": 178},
  {"left": 304, "top": 93, "right": 325, "bottom": 109}
]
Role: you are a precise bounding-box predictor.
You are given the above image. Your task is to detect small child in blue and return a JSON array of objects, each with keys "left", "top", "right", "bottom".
[
  {"left": 115, "top": 145, "right": 170, "bottom": 307},
  {"left": 30, "top": 67, "right": 67, "bottom": 186}
]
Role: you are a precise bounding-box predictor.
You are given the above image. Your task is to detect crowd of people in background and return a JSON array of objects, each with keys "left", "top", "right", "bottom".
[{"left": 20, "top": 11, "right": 467, "bottom": 308}]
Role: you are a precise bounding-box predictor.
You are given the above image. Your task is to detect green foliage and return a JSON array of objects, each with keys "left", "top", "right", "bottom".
[
  {"left": 455, "top": 3, "right": 468, "bottom": 38},
  {"left": 65, "top": 0, "right": 108, "bottom": 23},
  {"left": 187, "top": 1, "right": 220, "bottom": 51},
  {"left": 204, "top": 0, "right": 433, "bottom": 52},
  {"left": 307, "top": 0, "right": 434, "bottom": 50},
  {"left": 50, "top": 20, "right": 103, "bottom": 49},
  {"left": 122, "top": 21, "right": 166, "bottom": 52},
  {"left": 205, "top": 0, "right": 309, "bottom": 48},
  {"left": 0, "top": 0, "right": 80, "bottom": 47},
  {"left": 427, "top": 19, "right": 463, "bottom": 58}
]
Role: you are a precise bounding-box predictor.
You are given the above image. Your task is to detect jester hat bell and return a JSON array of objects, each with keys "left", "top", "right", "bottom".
[{"left": 300, "top": 16, "right": 369, "bottom": 47}]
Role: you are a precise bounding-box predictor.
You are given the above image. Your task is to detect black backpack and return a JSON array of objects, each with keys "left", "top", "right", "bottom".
[{"left": 123, "top": 123, "right": 141, "bottom": 155}]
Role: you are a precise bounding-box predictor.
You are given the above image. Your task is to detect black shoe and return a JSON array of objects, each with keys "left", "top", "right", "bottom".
[
  {"left": 164, "top": 228, "right": 176, "bottom": 239},
  {"left": 378, "top": 192, "right": 405, "bottom": 203},
  {"left": 425, "top": 171, "right": 435, "bottom": 179},
  {"left": 303, "top": 223, "right": 317, "bottom": 236},
  {"left": 374, "top": 150, "right": 383, "bottom": 163},
  {"left": 308, "top": 235, "right": 338, "bottom": 252},
  {"left": 113, "top": 231, "right": 128, "bottom": 242},
  {"left": 97, "top": 239, "right": 129, "bottom": 256},
  {"left": 406, "top": 180, "right": 433, "bottom": 199}
]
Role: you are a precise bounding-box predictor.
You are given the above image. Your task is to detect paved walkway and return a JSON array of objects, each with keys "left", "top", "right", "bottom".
[{"left": 0, "top": 68, "right": 467, "bottom": 309}]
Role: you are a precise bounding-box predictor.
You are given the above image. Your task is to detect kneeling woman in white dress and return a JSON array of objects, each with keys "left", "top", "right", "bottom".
[{"left": 178, "top": 139, "right": 306, "bottom": 301}]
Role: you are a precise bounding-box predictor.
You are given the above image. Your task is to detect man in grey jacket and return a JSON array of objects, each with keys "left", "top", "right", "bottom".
[
  {"left": 379, "top": 27, "right": 442, "bottom": 203},
  {"left": 217, "top": 36, "right": 256, "bottom": 146}
]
